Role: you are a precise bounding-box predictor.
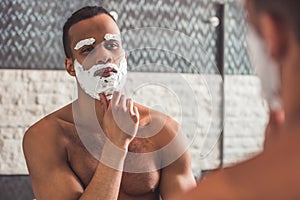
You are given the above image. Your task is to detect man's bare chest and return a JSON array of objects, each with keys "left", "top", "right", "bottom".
[{"left": 66, "top": 132, "right": 161, "bottom": 196}]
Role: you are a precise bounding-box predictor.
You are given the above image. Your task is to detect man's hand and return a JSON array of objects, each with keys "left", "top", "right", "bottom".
[{"left": 100, "top": 91, "right": 140, "bottom": 150}]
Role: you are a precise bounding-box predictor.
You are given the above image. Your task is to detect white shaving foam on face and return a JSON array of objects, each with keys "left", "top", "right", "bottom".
[
  {"left": 74, "top": 38, "right": 96, "bottom": 50},
  {"left": 104, "top": 34, "right": 121, "bottom": 42},
  {"left": 74, "top": 57, "right": 127, "bottom": 100}
]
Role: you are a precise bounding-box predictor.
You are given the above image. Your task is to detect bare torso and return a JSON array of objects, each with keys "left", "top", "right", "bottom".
[{"left": 52, "top": 103, "right": 162, "bottom": 200}]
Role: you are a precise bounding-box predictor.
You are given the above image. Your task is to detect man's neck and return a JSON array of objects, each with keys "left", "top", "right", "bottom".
[{"left": 73, "top": 87, "right": 107, "bottom": 132}]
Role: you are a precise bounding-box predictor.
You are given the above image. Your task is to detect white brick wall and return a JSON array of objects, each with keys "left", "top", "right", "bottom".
[
  {"left": 0, "top": 70, "right": 268, "bottom": 174},
  {"left": 224, "top": 76, "right": 268, "bottom": 165},
  {"left": 0, "top": 70, "right": 75, "bottom": 174}
]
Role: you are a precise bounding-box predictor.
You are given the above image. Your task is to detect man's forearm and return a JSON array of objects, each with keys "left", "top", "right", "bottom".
[{"left": 79, "top": 142, "right": 127, "bottom": 200}]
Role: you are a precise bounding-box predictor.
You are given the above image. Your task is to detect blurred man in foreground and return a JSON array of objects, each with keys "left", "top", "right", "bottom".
[{"left": 172, "top": 0, "right": 300, "bottom": 199}]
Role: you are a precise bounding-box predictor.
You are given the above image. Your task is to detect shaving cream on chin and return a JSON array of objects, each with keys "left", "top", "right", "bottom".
[{"left": 74, "top": 57, "right": 127, "bottom": 100}]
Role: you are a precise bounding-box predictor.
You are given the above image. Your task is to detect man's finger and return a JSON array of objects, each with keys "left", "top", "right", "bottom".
[
  {"left": 127, "top": 99, "right": 134, "bottom": 115},
  {"left": 132, "top": 106, "right": 140, "bottom": 123},
  {"left": 119, "top": 94, "right": 126, "bottom": 110},
  {"left": 111, "top": 91, "right": 121, "bottom": 106}
]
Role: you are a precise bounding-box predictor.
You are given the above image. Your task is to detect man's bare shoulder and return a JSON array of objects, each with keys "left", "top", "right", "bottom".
[
  {"left": 23, "top": 103, "right": 74, "bottom": 151},
  {"left": 134, "top": 102, "right": 180, "bottom": 146}
]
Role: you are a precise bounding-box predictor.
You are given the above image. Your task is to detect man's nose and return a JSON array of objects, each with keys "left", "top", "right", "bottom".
[
  {"left": 97, "top": 56, "right": 112, "bottom": 65},
  {"left": 95, "top": 47, "right": 113, "bottom": 65}
]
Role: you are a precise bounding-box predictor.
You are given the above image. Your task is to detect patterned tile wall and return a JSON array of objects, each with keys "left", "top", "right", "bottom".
[{"left": 0, "top": 0, "right": 252, "bottom": 74}]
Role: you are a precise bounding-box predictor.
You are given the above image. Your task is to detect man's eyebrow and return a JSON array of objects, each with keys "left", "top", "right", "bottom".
[
  {"left": 104, "top": 34, "right": 121, "bottom": 41},
  {"left": 74, "top": 38, "right": 96, "bottom": 50}
]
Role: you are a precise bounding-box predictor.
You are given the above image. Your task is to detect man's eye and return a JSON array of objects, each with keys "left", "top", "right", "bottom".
[
  {"left": 105, "top": 42, "right": 120, "bottom": 50},
  {"left": 81, "top": 46, "right": 94, "bottom": 54}
]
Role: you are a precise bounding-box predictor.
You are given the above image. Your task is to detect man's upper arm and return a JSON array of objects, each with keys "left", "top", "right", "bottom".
[
  {"left": 157, "top": 117, "right": 196, "bottom": 199},
  {"left": 159, "top": 151, "right": 196, "bottom": 199},
  {"left": 23, "top": 125, "right": 84, "bottom": 200}
]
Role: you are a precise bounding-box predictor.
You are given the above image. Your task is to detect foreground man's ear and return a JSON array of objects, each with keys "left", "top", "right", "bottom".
[
  {"left": 259, "top": 13, "right": 287, "bottom": 62},
  {"left": 65, "top": 58, "right": 76, "bottom": 76}
]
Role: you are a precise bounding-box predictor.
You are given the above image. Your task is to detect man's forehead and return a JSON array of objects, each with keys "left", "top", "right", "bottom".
[{"left": 69, "top": 14, "right": 120, "bottom": 47}]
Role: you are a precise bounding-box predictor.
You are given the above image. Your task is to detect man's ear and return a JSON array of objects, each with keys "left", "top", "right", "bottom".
[
  {"left": 65, "top": 58, "right": 76, "bottom": 76},
  {"left": 259, "top": 13, "right": 287, "bottom": 61}
]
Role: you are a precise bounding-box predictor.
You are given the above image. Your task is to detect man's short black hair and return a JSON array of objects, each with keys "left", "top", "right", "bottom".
[
  {"left": 63, "top": 6, "right": 116, "bottom": 58},
  {"left": 251, "top": 0, "right": 300, "bottom": 43}
]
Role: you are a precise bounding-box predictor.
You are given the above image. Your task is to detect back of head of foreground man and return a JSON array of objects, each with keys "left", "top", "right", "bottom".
[{"left": 171, "top": 0, "right": 300, "bottom": 199}]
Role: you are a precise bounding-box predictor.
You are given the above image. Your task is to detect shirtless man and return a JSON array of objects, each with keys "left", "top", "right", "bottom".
[
  {"left": 171, "top": 0, "right": 300, "bottom": 199},
  {"left": 23, "top": 6, "right": 196, "bottom": 200}
]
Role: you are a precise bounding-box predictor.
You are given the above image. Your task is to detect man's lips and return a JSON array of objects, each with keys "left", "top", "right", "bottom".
[{"left": 94, "top": 67, "right": 117, "bottom": 78}]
